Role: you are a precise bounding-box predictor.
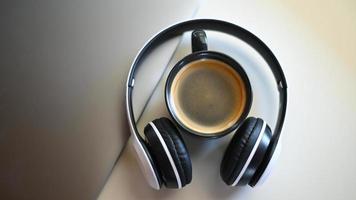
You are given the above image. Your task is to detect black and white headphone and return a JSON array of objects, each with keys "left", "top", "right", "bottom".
[{"left": 125, "top": 19, "right": 287, "bottom": 190}]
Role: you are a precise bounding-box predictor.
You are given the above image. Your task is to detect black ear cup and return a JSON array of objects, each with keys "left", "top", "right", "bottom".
[
  {"left": 220, "top": 117, "right": 272, "bottom": 186},
  {"left": 144, "top": 117, "right": 192, "bottom": 188}
]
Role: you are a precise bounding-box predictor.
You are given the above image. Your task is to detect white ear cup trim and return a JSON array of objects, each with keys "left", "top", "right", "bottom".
[
  {"left": 149, "top": 122, "right": 182, "bottom": 188},
  {"left": 130, "top": 134, "right": 161, "bottom": 190},
  {"left": 231, "top": 121, "right": 267, "bottom": 186},
  {"left": 255, "top": 141, "right": 282, "bottom": 186}
]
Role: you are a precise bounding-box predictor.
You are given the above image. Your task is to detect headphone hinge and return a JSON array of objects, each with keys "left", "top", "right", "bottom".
[
  {"left": 129, "top": 78, "right": 135, "bottom": 88},
  {"left": 278, "top": 80, "right": 287, "bottom": 91}
]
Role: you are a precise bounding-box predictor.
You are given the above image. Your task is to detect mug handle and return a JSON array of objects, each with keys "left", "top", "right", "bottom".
[{"left": 191, "top": 30, "right": 208, "bottom": 52}]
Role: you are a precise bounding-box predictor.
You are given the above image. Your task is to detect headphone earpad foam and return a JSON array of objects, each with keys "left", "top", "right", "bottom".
[
  {"left": 144, "top": 117, "right": 192, "bottom": 188},
  {"left": 220, "top": 117, "right": 263, "bottom": 185}
]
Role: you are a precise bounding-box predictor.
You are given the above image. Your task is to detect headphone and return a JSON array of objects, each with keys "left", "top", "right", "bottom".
[{"left": 126, "top": 19, "right": 287, "bottom": 190}]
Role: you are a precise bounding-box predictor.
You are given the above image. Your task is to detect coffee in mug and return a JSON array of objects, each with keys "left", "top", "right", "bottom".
[
  {"left": 170, "top": 58, "right": 247, "bottom": 134},
  {"left": 165, "top": 30, "right": 252, "bottom": 137}
]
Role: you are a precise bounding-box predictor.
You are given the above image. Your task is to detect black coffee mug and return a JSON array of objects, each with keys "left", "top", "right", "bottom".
[{"left": 165, "top": 30, "right": 252, "bottom": 138}]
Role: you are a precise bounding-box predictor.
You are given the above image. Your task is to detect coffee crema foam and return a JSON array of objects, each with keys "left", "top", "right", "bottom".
[{"left": 170, "top": 58, "right": 247, "bottom": 134}]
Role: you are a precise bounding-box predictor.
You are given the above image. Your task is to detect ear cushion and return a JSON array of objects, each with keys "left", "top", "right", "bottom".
[
  {"left": 144, "top": 117, "right": 192, "bottom": 188},
  {"left": 220, "top": 117, "right": 264, "bottom": 185}
]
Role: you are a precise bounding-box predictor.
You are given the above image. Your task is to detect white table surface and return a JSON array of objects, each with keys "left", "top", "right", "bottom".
[{"left": 98, "top": 1, "right": 356, "bottom": 199}]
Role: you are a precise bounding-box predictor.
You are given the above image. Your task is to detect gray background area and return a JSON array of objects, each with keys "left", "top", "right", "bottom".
[
  {"left": 0, "top": 1, "right": 196, "bottom": 199},
  {"left": 1, "top": 0, "right": 356, "bottom": 200}
]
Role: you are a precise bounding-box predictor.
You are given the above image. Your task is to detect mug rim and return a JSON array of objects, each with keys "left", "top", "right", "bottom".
[{"left": 165, "top": 50, "right": 252, "bottom": 138}]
